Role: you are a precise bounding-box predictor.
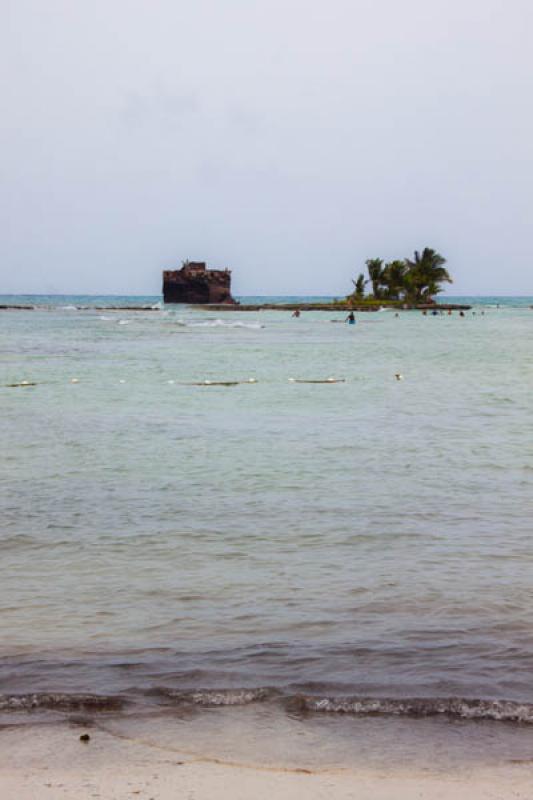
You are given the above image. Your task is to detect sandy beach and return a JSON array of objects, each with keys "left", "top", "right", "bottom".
[{"left": 1, "top": 722, "right": 533, "bottom": 800}]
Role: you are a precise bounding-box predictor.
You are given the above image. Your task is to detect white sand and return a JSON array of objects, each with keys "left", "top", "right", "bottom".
[{"left": 1, "top": 723, "right": 533, "bottom": 800}]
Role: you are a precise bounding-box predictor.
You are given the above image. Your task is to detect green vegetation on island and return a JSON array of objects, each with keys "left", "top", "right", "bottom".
[{"left": 349, "top": 248, "right": 452, "bottom": 305}]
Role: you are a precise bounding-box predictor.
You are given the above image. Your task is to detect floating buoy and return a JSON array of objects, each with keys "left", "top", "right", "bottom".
[
  {"left": 71, "top": 378, "right": 79, "bottom": 384},
  {"left": 201, "top": 381, "right": 239, "bottom": 386},
  {"left": 180, "top": 380, "right": 238, "bottom": 386},
  {"left": 291, "top": 378, "right": 346, "bottom": 384},
  {"left": 184, "top": 379, "right": 255, "bottom": 386},
  {"left": 119, "top": 379, "right": 126, "bottom": 384}
]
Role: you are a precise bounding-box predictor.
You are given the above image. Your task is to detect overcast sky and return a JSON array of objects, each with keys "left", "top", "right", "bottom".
[{"left": 2, "top": 0, "right": 532, "bottom": 296}]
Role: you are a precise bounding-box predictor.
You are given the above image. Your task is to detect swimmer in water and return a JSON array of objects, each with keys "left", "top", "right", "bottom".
[
  {"left": 292, "top": 309, "right": 301, "bottom": 318},
  {"left": 345, "top": 311, "right": 355, "bottom": 324},
  {"left": 459, "top": 311, "right": 465, "bottom": 317}
]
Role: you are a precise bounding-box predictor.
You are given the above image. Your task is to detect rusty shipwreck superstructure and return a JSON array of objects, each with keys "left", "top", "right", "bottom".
[{"left": 162, "top": 261, "right": 236, "bottom": 304}]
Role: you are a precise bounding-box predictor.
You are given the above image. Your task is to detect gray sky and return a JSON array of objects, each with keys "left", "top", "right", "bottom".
[{"left": 2, "top": 0, "right": 532, "bottom": 296}]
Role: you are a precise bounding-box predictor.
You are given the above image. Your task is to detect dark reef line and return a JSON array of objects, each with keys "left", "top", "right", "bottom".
[{"left": 0, "top": 302, "right": 472, "bottom": 312}]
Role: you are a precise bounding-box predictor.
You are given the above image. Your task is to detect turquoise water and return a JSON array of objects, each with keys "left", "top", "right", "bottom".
[{"left": 1, "top": 297, "right": 533, "bottom": 731}]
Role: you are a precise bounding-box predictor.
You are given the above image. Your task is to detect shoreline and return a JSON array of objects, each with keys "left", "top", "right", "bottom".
[{"left": 3, "top": 689, "right": 533, "bottom": 723}]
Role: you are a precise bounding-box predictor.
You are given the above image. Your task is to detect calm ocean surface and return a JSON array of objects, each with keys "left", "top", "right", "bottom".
[{"left": 1, "top": 296, "right": 533, "bottom": 746}]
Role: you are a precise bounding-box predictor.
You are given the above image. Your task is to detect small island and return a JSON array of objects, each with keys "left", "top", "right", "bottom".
[{"left": 201, "top": 248, "right": 471, "bottom": 311}]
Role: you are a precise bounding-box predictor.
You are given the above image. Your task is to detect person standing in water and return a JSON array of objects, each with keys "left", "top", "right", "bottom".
[{"left": 346, "top": 311, "right": 356, "bottom": 324}]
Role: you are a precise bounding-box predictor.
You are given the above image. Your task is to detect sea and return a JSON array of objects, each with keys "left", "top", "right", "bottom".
[{"left": 1, "top": 294, "right": 533, "bottom": 770}]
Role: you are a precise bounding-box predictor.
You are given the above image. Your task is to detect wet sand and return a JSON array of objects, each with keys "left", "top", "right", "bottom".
[{"left": 1, "top": 723, "right": 533, "bottom": 800}]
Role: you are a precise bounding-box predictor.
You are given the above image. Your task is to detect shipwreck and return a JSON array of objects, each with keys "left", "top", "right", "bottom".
[{"left": 162, "top": 261, "right": 236, "bottom": 304}]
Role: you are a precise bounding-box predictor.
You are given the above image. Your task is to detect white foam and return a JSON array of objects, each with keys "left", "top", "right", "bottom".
[{"left": 180, "top": 319, "right": 264, "bottom": 330}]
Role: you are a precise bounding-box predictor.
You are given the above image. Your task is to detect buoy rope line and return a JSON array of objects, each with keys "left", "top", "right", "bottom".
[{"left": 5, "top": 376, "right": 404, "bottom": 388}]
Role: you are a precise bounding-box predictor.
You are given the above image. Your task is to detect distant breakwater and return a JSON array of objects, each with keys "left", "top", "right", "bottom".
[
  {"left": 200, "top": 302, "right": 472, "bottom": 312},
  {"left": 0, "top": 305, "right": 159, "bottom": 312}
]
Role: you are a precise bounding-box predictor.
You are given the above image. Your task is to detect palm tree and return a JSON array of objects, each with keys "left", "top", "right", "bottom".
[
  {"left": 382, "top": 260, "right": 407, "bottom": 299},
  {"left": 351, "top": 273, "right": 368, "bottom": 300},
  {"left": 404, "top": 248, "right": 451, "bottom": 303},
  {"left": 366, "top": 258, "right": 385, "bottom": 299}
]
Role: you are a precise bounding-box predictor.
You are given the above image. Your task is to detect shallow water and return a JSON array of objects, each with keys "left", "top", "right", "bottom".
[
  {"left": 96, "top": 703, "right": 533, "bottom": 772},
  {"left": 1, "top": 296, "right": 533, "bottom": 751}
]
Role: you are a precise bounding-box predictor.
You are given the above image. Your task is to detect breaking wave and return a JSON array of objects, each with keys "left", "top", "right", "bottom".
[
  {"left": 289, "top": 695, "right": 533, "bottom": 723},
  {"left": 0, "top": 693, "right": 125, "bottom": 712},
  {"left": 3, "top": 690, "right": 533, "bottom": 723},
  {"left": 149, "top": 687, "right": 277, "bottom": 706},
  {"left": 174, "top": 319, "right": 264, "bottom": 330}
]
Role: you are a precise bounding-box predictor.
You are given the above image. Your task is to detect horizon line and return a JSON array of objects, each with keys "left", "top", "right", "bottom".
[{"left": 1, "top": 292, "right": 532, "bottom": 299}]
